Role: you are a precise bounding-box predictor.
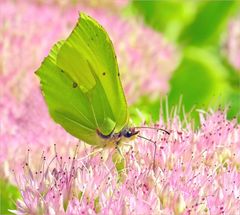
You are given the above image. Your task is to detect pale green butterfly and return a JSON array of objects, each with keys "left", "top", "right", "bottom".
[
  {"left": 36, "top": 13, "right": 140, "bottom": 148},
  {"left": 36, "top": 13, "right": 169, "bottom": 162}
]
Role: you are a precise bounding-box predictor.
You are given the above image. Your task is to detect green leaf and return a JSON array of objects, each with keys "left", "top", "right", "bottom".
[
  {"left": 0, "top": 179, "right": 20, "bottom": 214},
  {"left": 179, "top": 0, "right": 239, "bottom": 46},
  {"left": 219, "top": 55, "right": 240, "bottom": 121},
  {"left": 112, "top": 151, "right": 126, "bottom": 182},
  {"left": 63, "top": 200, "right": 68, "bottom": 212},
  {"left": 227, "top": 91, "right": 240, "bottom": 121},
  {"left": 129, "top": 96, "right": 160, "bottom": 124},
  {"left": 78, "top": 191, "right": 83, "bottom": 200},
  {"left": 168, "top": 47, "right": 232, "bottom": 123},
  {"left": 94, "top": 196, "right": 101, "bottom": 213}
]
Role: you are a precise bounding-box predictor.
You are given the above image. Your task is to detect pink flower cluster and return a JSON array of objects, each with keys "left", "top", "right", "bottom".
[
  {"left": 10, "top": 110, "right": 240, "bottom": 214},
  {"left": 223, "top": 16, "right": 240, "bottom": 71}
]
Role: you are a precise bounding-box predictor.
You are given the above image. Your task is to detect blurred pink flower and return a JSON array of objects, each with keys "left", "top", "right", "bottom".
[
  {"left": 25, "top": 0, "right": 129, "bottom": 13},
  {"left": 0, "top": 1, "right": 77, "bottom": 176},
  {"left": 10, "top": 110, "right": 240, "bottom": 214},
  {"left": 223, "top": 16, "right": 240, "bottom": 71},
  {"left": 0, "top": 0, "right": 177, "bottom": 101}
]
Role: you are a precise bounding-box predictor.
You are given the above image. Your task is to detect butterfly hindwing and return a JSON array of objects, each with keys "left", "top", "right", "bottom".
[{"left": 36, "top": 42, "right": 103, "bottom": 145}]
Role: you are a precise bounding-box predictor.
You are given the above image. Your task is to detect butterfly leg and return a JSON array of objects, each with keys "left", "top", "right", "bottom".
[{"left": 115, "top": 141, "right": 124, "bottom": 159}]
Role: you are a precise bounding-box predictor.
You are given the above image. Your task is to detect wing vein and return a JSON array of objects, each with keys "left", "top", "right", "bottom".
[
  {"left": 69, "top": 99, "right": 95, "bottom": 128},
  {"left": 56, "top": 111, "right": 94, "bottom": 132}
]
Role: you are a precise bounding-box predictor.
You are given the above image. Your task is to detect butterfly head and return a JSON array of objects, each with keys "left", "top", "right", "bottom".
[
  {"left": 96, "top": 127, "right": 139, "bottom": 147},
  {"left": 121, "top": 127, "right": 139, "bottom": 141}
]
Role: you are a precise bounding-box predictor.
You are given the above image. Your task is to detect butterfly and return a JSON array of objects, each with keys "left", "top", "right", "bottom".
[{"left": 36, "top": 13, "right": 140, "bottom": 149}]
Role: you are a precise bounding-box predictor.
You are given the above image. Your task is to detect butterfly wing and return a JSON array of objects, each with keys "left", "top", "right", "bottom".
[
  {"left": 57, "top": 13, "right": 128, "bottom": 135},
  {"left": 36, "top": 13, "right": 128, "bottom": 145},
  {"left": 36, "top": 42, "right": 104, "bottom": 145}
]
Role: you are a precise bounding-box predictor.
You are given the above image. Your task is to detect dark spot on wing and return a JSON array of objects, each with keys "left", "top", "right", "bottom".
[
  {"left": 102, "top": 72, "right": 106, "bottom": 76},
  {"left": 118, "top": 72, "right": 120, "bottom": 77},
  {"left": 61, "top": 69, "right": 64, "bottom": 73},
  {"left": 72, "top": 82, "right": 78, "bottom": 88}
]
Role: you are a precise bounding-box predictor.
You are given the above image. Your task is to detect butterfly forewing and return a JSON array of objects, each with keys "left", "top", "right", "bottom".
[{"left": 57, "top": 13, "right": 128, "bottom": 134}]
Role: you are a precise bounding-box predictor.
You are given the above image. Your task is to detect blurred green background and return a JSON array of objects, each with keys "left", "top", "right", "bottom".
[{"left": 128, "top": 0, "right": 239, "bottom": 125}]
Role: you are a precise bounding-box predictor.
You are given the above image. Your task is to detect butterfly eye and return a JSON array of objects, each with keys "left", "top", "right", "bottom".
[{"left": 124, "top": 130, "right": 132, "bottom": 138}]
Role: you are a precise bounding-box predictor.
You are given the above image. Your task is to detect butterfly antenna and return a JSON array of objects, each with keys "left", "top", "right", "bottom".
[
  {"left": 137, "top": 135, "right": 157, "bottom": 170},
  {"left": 135, "top": 126, "right": 170, "bottom": 135}
]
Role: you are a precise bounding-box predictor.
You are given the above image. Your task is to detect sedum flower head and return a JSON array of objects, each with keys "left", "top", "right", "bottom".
[{"left": 10, "top": 110, "right": 240, "bottom": 214}]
